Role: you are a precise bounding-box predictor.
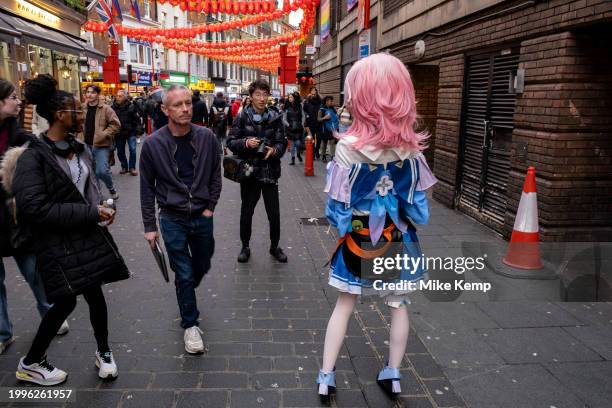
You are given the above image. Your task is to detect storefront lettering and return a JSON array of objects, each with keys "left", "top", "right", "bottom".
[{"left": 15, "top": 0, "right": 60, "bottom": 29}]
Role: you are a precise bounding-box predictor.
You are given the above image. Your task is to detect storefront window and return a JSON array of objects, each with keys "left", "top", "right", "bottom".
[
  {"left": 0, "top": 42, "right": 16, "bottom": 84},
  {"left": 28, "top": 44, "right": 52, "bottom": 77},
  {"left": 53, "top": 51, "right": 79, "bottom": 96}
]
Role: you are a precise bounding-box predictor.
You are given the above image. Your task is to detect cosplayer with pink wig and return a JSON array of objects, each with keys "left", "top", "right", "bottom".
[{"left": 316, "top": 53, "right": 437, "bottom": 404}]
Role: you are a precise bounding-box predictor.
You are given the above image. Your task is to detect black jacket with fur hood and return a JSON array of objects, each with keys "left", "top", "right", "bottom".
[{"left": 8, "top": 136, "right": 130, "bottom": 301}]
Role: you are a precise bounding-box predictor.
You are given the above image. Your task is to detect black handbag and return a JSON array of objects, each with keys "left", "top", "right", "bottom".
[
  {"left": 5, "top": 196, "right": 33, "bottom": 253},
  {"left": 223, "top": 155, "right": 255, "bottom": 183}
]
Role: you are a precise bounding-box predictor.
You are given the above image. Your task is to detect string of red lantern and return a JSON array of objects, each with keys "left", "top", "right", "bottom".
[{"left": 82, "top": 0, "right": 318, "bottom": 72}]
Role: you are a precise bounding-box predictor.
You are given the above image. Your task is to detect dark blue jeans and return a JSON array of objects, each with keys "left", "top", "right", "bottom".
[
  {"left": 159, "top": 214, "right": 215, "bottom": 329},
  {"left": 116, "top": 135, "right": 137, "bottom": 170}
]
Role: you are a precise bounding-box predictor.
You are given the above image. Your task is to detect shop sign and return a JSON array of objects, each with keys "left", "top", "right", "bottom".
[
  {"left": 305, "top": 45, "right": 316, "bottom": 55},
  {"left": 14, "top": 0, "right": 60, "bottom": 29},
  {"left": 134, "top": 70, "right": 152, "bottom": 86},
  {"left": 160, "top": 73, "right": 188, "bottom": 85},
  {"left": 358, "top": 29, "right": 370, "bottom": 60}
]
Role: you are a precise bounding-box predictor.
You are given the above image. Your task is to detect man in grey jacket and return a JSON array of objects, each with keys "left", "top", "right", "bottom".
[{"left": 139, "top": 85, "right": 222, "bottom": 354}]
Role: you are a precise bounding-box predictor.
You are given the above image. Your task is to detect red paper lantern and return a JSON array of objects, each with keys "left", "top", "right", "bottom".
[{"left": 300, "top": 76, "right": 307, "bottom": 83}]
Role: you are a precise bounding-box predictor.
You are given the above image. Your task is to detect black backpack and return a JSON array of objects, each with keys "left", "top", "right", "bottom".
[{"left": 212, "top": 106, "right": 228, "bottom": 125}]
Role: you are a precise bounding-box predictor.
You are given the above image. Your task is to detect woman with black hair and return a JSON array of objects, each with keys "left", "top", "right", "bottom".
[
  {"left": 8, "top": 75, "right": 129, "bottom": 385},
  {"left": 0, "top": 78, "right": 69, "bottom": 356},
  {"left": 282, "top": 92, "right": 305, "bottom": 165}
]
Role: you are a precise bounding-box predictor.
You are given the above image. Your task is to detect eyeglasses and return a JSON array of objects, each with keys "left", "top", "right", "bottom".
[{"left": 252, "top": 92, "right": 269, "bottom": 99}]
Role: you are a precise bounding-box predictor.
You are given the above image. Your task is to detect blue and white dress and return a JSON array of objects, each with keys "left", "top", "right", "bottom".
[{"left": 324, "top": 136, "right": 437, "bottom": 306}]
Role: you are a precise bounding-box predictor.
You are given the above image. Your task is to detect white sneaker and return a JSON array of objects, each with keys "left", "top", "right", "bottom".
[
  {"left": 16, "top": 357, "right": 67, "bottom": 386},
  {"left": 184, "top": 326, "right": 204, "bottom": 354},
  {"left": 0, "top": 336, "right": 14, "bottom": 355},
  {"left": 56, "top": 320, "right": 69, "bottom": 335},
  {"left": 95, "top": 350, "right": 118, "bottom": 379}
]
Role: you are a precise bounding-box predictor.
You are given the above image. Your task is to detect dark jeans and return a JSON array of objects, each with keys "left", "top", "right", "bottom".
[
  {"left": 240, "top": 181, "right": 280, "bottom": 249},
  {"left": 159, "top": 214, "right": 215, "bottom": 329},
  {"left": 116, "top": 135, "right": 137, "bottom": 170},
  {"left": 24, "top": 285, "right": 109, "bottom": 364}
]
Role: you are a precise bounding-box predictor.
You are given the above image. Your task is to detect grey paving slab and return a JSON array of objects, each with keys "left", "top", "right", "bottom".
[
  {"left": 120, "top": 391, "right": 176, "bottom": 408},
  {"left": 409, "top": 301, "right": 500, "bottom": 331},
  {"left": 479, "top": 327, "right": 604, "bottom": 363},
  {"left": 229, "top": 390, "right": 281, "bottom": 407},
  {"left": 176, "top": 390, "right": 228, "bottom": 408},
  {"left": 563, "top": 325, "right": 612, "bottom": 360},
  {"left": 418, "top": 330, "right": 506, "bottom": 368},
  {"left": 476, "top": 301, "right": 583, "bottom": 328},
  {"left": 66, "top": 391, "right": 123, "bottom": 408},
  {"left": 450, "top": 364, "right": 585, "bottom": 408},
  {"left": 545, "top": 361, "right": 612, "bottom": 408},
  {"left": 556, "top": 302, "right": 612, "bottom": 326}
]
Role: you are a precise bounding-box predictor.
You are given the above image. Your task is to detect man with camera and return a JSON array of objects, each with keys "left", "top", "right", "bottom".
[{"left": 227, "top": 79, "right": 288, "bottom": 263}]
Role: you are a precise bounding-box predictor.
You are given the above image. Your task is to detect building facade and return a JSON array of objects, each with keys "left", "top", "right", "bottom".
[
  {"left": 0, "top": 0, "right": 104, "bottom": 96},
  {"left": 313, "top": 0, "right": 612, "bottom": 241}
]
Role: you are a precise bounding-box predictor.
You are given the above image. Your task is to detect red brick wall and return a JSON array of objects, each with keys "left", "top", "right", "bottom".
[
  {"left": 507, "top": 29, "right": 612, "bottom": 241},
  {"left": 431, "top": 55, "right": 464, "bottom": 207},
  {"left": 409, "top": 65, "right": 439, "bottom": 170},
  {"left": 389, "top": 0, "right": 612, "bottom": 65}
]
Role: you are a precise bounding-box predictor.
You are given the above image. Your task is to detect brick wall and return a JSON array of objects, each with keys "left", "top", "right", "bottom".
[
  {"left": 431, "top": 55, "right": 464, "bottom": 207},
  {"left": 507, "top": 28, "right": 612, "bottom": 241},
  {"left": 388, "top": 0, "right": 612, "bottom": 65},
  {"left": 409, "top": 65, "right": 439, "bottom": 170}
]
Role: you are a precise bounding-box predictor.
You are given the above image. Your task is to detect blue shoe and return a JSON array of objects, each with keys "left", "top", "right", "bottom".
[
  {"left": 316, "top": 369, "right": 336, "bottom": 405},
  {"left": 377, "top": 365, "right": 402, "bottom": 397}
]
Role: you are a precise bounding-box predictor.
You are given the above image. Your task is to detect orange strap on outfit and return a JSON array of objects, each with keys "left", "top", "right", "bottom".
[{"left": 336, "top": 224, "right": 396, "bottom": 260}]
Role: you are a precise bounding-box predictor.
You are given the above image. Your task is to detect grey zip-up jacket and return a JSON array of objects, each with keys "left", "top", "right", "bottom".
[{"left": 139, "top": 124, "right": 222, "bottom": 233}]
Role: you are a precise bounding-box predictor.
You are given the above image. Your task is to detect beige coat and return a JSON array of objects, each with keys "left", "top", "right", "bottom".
[{"left": 81, "top": 103, "right": 120, "bottom": 147}]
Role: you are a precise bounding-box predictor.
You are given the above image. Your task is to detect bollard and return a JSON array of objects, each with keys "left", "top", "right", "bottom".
[
  {"left": 287, "top": 139, "right": 292, "bottom": 153},
  {"left": 147, "top": 117, "right": 152, "bottom": 134},
  {"left": 304, "top": 135, "right": 314, "bottom": 177}
]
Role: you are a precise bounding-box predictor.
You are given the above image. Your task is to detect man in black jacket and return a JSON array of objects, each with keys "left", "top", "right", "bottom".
[
  {"left": 227, "top": 79, "right": 288, "bottom": 263},
  {"left": 209, "top": 92, "right": 232, "bottom": 148},
  {"left": 140, "top": 84, "right": 221, "bottom": 355},
  {"left": 303, "top": 88, "right": 322, "bottom": 159},
  {"left": 190, "top": 90, "right": 208, "bottom": 126},
  {"left": 112, "top": 90, "right": 141, "bottom": 175}
]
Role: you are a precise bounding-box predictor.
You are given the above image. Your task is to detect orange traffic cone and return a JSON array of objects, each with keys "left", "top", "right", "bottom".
[{"left": 503, "top": 166, "right": 543, "bottom": 270}]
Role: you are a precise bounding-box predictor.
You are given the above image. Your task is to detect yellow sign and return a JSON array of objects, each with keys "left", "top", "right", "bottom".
[
  {"left": 189, "top": 80, "right": 215, "bottom": 92},
  {"left": 15, "top": 0, "right": 60, "bottom": 29}
]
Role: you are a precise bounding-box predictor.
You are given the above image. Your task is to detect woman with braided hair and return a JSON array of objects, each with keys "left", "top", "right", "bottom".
[{"left": 7, "top": 75, "right": 130, "bottom": 385}]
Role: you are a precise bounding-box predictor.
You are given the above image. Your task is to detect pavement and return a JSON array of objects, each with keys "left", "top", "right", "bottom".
[{"left": 0, "top": 142, "right": 610, "bottom": 408}]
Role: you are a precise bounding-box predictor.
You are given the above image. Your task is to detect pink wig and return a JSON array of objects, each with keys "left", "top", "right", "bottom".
[{"left": 343, "top": 53, "right": 427, "bottom": 151}]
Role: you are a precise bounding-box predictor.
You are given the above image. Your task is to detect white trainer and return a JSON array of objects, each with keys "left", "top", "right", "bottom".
[
  {"left": 95, "top": 350, "right": 118, "bottom": 379},
  {"left": 56, "top": 320, "right": 69, "bottom": 335},
  {"left": 16, "top": 357, "right": 67, "bottom": 386},
  {"left": 184, "top": 326, "right": 205, "bottom": 354}
]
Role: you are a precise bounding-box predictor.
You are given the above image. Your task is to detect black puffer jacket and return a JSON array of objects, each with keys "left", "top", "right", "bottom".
[
  {"left": 11, "top": 137, "right": 130, "bottom": 301},
  {"left": 0, "top": 117, "right": 33, "bottom": 256},
  {"left": 191, "top": 96, "right": 209, "bottom": 124},
  {"left": 112, "top": 100, "right": 141, "bottom": 137},
  {"left": 226, "top": 106, "right": 287, "bottom": 182},
  {"left": 303, "top": 96, "right": 322, "bottom": 130}
]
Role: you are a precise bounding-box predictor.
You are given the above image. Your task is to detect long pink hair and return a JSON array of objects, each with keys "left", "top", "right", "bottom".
[{"left": 342, "top": 53, "right": 427, "bottom": 151}]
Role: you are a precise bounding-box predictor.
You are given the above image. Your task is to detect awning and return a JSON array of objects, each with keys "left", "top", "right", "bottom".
[
  {"left": 0, "top": 15, "right": 19, "bottom": 36},
  {"left": 64, "top": 36, "right": 106, "bottom": 60},
  {"left": 0, "top": 14, "right": 82, "bottom": 55}
]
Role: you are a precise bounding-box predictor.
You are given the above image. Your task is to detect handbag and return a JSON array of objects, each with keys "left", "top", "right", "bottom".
[{"left": 223, "top": 155, "right": 255, "bottom": 183}]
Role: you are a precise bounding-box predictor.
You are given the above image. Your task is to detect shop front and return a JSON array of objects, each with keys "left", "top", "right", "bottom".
[
  {"left": 0, "top": 0, "right": 103, "bottom": 97},
  {"left": 189, "top": 79, "right": 215, "bottom": 94}
]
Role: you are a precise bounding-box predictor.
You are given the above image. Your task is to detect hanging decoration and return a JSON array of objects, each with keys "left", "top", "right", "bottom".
[{"left": 83, "top": 0, "right": 319, "bottom": 72}]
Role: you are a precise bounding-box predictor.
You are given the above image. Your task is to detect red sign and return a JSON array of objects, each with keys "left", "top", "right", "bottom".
[
  {"left": 357, "top": 0, "right": 370, "bottom": 32},
  {"left": 279, "top": 44, "right": 297, "bottom": 85},
  {"left": 102, "top": 42, "right": 120, "bottom": 84}
]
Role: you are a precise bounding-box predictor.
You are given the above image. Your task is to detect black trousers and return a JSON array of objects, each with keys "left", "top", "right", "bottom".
[
  {"left": 240, "top": 181, "right": 280, "bottom": 249},
  {"left": 24, "top": 285, "right": 109, "bottom": 365}
]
